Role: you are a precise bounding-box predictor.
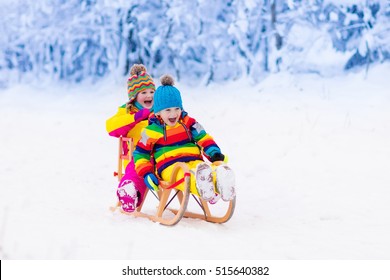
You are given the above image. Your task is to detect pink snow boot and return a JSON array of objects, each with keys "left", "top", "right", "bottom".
[
  {"left": 216, "top": 164, "right": 236, "bottom": 201},
  {"left": 117, "top": 180, "right": 138, "bottom": 212}
]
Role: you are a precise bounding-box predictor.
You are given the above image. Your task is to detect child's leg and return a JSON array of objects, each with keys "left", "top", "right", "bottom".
[
  {"left": 117, "top": 176, "right": 137, "bottom": 212},
  {"left": 161, "top": 161, "right": 200, "bottom": 195},
  {"left": 194, "top": 162, "right": 215, "bottom": 201},
  {"left": 123, "top": 160, "right": 147, "bottom": 204},
  {"left": 212, "top": 163, "right": 236, "bottom": 201},
  {"left": 161, "top": 160, "right": 216, "bottom": 201},
  {"left": 117, "top": 160, "right": 147, "bottom": 212}
]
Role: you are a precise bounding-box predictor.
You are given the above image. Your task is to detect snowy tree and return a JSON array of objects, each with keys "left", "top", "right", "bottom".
[{"left": 0, "top": 0, "right": 389, "bottom": 87}]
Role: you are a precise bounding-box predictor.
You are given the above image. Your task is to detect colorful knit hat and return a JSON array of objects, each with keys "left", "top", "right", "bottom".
[
  {"left": 153, "top": 75, "right": 183, "bottom": 113},
  {"left": 127, "top": 64, "right": 155, "bottom": 103}
]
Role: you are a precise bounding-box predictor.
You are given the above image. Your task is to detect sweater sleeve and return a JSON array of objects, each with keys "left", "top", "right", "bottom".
[
  {"left": 188, "top": 117, "right": 221, "bottom": 159},
  {"left": 105, "top": 105, "right": 137, "bottom": 138},
  {"left": 133, "top": 127, "right": 158, "bottom": 177}
]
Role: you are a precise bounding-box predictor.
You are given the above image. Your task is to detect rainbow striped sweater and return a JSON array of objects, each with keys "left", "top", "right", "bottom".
[{"left": 133, "top": 111, "right": 221, "bottom": 178}]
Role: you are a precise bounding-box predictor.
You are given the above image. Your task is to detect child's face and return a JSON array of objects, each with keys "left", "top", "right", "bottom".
[
  {"left": 136, "top": 88, "right": 155, "bottom": 109},
  {"left": 157, "top": 107, "right": 182, "bottom": 127}
]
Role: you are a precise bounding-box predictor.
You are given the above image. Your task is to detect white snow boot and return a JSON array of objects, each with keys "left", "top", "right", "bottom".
[
  {"left": 209, "top": 193, "right": 221, "bottom": 204},
  {"left": 195, "top": 162, "right": 215, "bottom": 201},
  {"left": 216, "top": 164, "right": 236, "bottom": 201}
]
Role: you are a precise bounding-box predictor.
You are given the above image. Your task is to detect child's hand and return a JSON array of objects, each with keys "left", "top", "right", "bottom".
[
  {"left": 210, "top": 153, "right": 226, "bottom": 163},
  {"left": 134, "top": 108, "right": 151, "bottom": 122},
  {"left": 144, "top": 173, "right": 159, "bottom": 191}
]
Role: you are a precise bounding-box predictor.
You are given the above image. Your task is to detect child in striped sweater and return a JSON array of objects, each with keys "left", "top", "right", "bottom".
[
  {"left": 133, "top": 75, "right": 236, "bottom": 203},
  {"left": 106, "top": 64, "right": 155, "bottom": 212}
]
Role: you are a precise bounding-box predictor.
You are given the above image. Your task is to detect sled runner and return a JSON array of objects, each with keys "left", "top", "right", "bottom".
[{"left": 111, "top": 136, "right": 236, "bottom": 226}]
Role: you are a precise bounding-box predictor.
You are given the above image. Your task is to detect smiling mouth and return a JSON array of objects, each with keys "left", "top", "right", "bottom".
[
  {"left": 144, "top": 100, "right": 152, "bottom": 105},
  {"left": 168, "top": 117, "right": 177, "bottom": 123}
]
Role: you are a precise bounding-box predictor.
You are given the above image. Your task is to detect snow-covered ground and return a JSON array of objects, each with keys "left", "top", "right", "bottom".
[{"left": 1, "top": 64, "right": 389, "bottom": 259}]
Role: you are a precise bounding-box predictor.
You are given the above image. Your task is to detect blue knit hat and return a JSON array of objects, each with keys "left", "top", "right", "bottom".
[{"left": 153, "top": 75, "right": 183, "bottom": 113}]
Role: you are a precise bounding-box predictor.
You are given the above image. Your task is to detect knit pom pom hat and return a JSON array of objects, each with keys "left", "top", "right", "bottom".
[
  {"left": 153, "top": 75, "right": 183, "bottom": 113},
  {"left": 127, "top": 64, "right": 155, "bottom": 103}
]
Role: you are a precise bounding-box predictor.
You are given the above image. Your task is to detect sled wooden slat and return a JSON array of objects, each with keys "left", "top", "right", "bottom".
[
  {"left": 169, "top": 197, "right": 236, "bottom": 224},
  {"left": 116, "top": 136, "right": 133, "bottom": 180}
]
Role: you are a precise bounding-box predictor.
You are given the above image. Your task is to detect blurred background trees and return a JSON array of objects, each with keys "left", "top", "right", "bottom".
[{"left": 0, "top": 0, "right": 389, "bottom": 87}]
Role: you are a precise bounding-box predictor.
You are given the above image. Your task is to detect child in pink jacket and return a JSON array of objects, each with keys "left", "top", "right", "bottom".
[{"left": 106, "top": 64, "right": 155, "bottom": 212}]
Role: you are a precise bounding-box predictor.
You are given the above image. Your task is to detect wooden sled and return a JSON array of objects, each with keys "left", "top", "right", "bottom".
[{"left": 111, "top": 136, "right": 236, "bottom": 226}]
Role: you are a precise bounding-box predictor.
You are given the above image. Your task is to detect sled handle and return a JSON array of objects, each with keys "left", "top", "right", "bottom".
[{"left": 116, "top": 136, "right": 134, "bottom": 180}]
